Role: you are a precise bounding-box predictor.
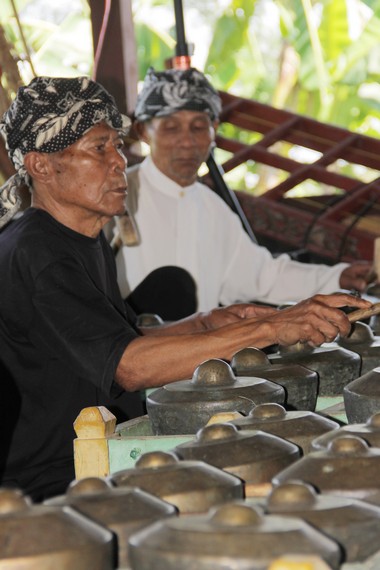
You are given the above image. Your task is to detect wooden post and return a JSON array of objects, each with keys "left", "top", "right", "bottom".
[
  {"left": 73, "top": 406, "right": 116, "bottom": 480},
  {"left": 88, "top": 0, "right": 137, "bottom": 115},
  {"left": 373, "top": 237, "right": 380, "bottom": 278}
]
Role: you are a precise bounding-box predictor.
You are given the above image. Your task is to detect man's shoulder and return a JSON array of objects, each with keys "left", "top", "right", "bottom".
[
  {"left": 0, "top": 210, "right": 65, "bottom": 285},
  {"left": 1, "top": 208, "right": 61, "bottom": 236},
  {"left": 0, "top": 208, "right": 83, "bottom": 265},
  {"left": 0, "top": 209, "right": 44, "bottom": 245}
]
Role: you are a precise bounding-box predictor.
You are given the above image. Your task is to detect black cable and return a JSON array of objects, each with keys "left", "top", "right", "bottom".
[
  {"left": 206, "top": 151, "right": 258, "bottom": 243},
  {"left": 302, "top": 190, "right": 354, "bottom": 249},
  {"left": 336, "top": 190, "right": 379, "bottom": 262}
]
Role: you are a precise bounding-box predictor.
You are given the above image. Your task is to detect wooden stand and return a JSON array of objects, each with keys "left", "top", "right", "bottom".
[
  {"left": 73, "top": 407, "right": 194, "bottom": 480},
  {"left": 73, "top": 406, "right": 116, "bottom": 480},
  {"left": 373, "top": 237, "right": 380, "bottom": 278}
]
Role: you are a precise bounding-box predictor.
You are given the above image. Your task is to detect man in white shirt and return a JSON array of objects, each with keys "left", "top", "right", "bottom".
[{"left": 115, "top": 67, "right": 374, "bottom": 320}]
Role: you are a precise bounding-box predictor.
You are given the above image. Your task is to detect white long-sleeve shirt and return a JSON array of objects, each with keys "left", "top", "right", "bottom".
[{"left": 115, "top": 156, "right": 348, "bottom": 311}]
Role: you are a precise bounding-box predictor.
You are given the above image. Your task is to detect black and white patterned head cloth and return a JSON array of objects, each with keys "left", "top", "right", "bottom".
[
  {"left": 0, "top": 76, "right": 130, "bottom": 228},
  {"left": 134, "top": 67, "right": 222, "bottom": 123}
]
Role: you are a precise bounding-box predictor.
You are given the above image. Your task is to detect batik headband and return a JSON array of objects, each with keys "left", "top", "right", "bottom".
[
  {"left": 134, "top": 67, "right": 222, "bottom": 123},
  {"left": 0, "top": 76, "right": 130, "bottom": 228}
]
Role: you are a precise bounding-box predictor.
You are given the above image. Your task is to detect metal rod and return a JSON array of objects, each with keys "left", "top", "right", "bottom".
[
  {"left": 173, "top": 0, "right": 188, "bottom": 56},
  {"left": 206, "top": 151, "right": 258, "bottom": 243}
]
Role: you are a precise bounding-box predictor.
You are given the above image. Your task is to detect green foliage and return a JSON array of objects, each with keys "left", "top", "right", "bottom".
[
  {"left": 135, "top": 22, "right": 175, "bottom": 79},
  {"left": 0, "top": 0, "right": 93, "bottom": 81},
  {"left": 203, "top": 1, "right": 380, "bottom": 124},
  {"left": 319, "top": 0, "right": 350, "bottom": 61},
  {"left": 204, "top": 0, "right": 256, "bottom": 88}
]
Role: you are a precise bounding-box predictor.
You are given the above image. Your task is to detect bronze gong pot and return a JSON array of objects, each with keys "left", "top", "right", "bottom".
[
  {"left": 110, "top": 450, "right": 243, "bottom": 514},
  {"left": 135, "top": 313, "right": 164, "bottom": 327},
  {"left": 336, "top": 321, "right": 380, "bottom": 375},
  {"left": 128, "top": 501, "right": 341, "bottom": 570},
  {"left": 146, "top": 358, "right": 285, "bottom": 435},
  {"left": 230, "top": 402, "right": 340, "bottom": 455},
  {"left": 230, "top": 346, "right": 319, "bottom": 411},
  {"left": 173, "top": 422, "right": 300, "bottom": 498},
  {"left": 311, "top": 411, "right": 380, "bottom": 452},
  {"left": 344, "top": 367, "right": 380, "bottom": 424},
  {"left": 265, "top": 479, "right": 380, "bottom": 562},
  {"left": 269, "top": 342, "right": 361, "bottom": 396},
  {"left": 45, "top": 476, "right": 176, "bottom": 569},
  {"left": 0, "top": 487, "right": 114, "bottom": 569},
  {"left": 273, "top": 435, "right": 380, "bottom": 502}
]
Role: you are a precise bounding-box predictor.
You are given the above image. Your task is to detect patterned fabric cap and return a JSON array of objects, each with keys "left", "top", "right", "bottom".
[
  {"left": 0, "top": 76, "right": 130, "bottom": 228},
  {"left": 134, "top": 67, "right": 222, "bottom": 122}
]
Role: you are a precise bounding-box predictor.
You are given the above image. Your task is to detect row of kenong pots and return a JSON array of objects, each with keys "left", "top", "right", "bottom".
[
  {"left": 146, "top": 332, "right": 380, "bottom": 435},
  {"left": 134, "top": 316, "right": 380, "bottom": 568},
  {"left": 6, "top": 425, "right": 380, "bottom": 570},
  {"left": 146, "top": 357, "right": 380, "bottom": 435},
  {"left": 4, "top": 409, "right": 380, "bottom": 567},
  {"left": 146, "top": 339, "right": 360, "bottom": 435},
  {"left": 4, "top": 320, "right": 380, "bottom": 568},
  {"left": 130, "top": 319, "right": 380, "bottom": 567},
  {"left": 4, "top": 413, "right": 380, "bottom": 568},
  {"left": 0, "top": 482, "right": 344, "bottom": 570},
  {"left": 99, "top": 414, "right": 380, "bottom": 568}
]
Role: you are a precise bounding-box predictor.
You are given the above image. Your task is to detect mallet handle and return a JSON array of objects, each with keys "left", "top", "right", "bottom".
[{"left": 348, "top": 302, "right": 380, "bottom": 323}]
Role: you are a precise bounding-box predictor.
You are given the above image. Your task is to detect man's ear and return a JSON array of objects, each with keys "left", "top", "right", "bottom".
[
  {"left": 23, "top": 152, "right": 52, "bottom": 182},
  {"left": 211, "top": 119, "right": 219, "bottom": 137}
]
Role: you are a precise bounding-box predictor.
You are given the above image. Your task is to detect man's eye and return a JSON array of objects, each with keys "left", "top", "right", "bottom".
[
  {"left": 193, "top": 123, "right": 208, "bottom": 131},
  {"left": 163, "top": 124, "right": 179, "bottom": 132}
]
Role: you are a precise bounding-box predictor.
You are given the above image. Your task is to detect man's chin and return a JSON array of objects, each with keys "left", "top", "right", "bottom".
[
  {"left": 110, "top": 198, "right": 128, "bottom": 217},
  {"left": 114, "top": 205, "right": 128, "bottom": 216},
  {"left": 172, "top": 171, "right": 199, "bottom": 187},
  {"left": 171, "top": 161, "right": 201, "bottom": 184}
]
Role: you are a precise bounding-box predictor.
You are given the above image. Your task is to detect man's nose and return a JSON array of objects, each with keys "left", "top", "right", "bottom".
[
  {"left": 179, "top": 128, "right": 197, "bottom": 146},
  {"left": 110, "top": 148, "right": 128, "bottom": 171}
]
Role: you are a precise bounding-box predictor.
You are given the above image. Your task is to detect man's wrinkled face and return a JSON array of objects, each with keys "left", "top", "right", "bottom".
[
  {"left": 45, "top": 123, "right": 128, "bottom": 220},
  {"left": 139, "top": 110, "right": 217, "bottom": 187}
]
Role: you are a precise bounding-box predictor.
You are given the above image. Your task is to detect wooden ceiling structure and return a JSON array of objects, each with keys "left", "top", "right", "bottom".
[{"left": 211, "top": 91, "right": 380, "bottom": 264}]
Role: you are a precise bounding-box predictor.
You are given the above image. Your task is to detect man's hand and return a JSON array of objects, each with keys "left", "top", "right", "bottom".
[
  {"left": 257, "top": 293, "right": 371, "bottom": 347},
  {"left": 339, "top": 261, "right": 376, "bottom": 292},
  {"left": 200, "top": 303, "right": 278, "bottom": 329}
]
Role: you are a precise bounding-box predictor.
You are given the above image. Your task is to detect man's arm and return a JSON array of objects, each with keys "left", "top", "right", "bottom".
[
  {"left": 116, "top": 293, "right": 371, "bottom": 392},
  {"left": 138, "top": 303, "right": 279, "bottom": 335}
]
